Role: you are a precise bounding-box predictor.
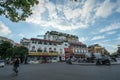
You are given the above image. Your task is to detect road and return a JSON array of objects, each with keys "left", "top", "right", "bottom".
[{"left": 0, "top": 63, "right": 120, "bottom": 80}]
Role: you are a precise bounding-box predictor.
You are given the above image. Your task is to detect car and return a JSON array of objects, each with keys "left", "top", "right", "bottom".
[
  {"left": 51, "top": 57, "right": 58, "bottom": 63},
  {"left": 28, "top": 60, "right": 39, "bottom": 64},
  {"left": 0, "top": 60, "right": 5, "bottom": 68}
]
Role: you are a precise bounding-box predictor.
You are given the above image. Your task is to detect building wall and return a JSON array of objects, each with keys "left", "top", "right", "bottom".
[
  {"left": 44, "top": 31, "right": 79, "bottom": 42},
  {"left": 0, "top": 36, "right": 15, "bottom": 45},
  {"left": 28, "top": 39, "right": 70, "bottom": 60}
]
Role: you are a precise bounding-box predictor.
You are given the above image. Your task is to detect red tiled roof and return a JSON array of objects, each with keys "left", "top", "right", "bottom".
[{"left": 69, "top": 42, "right": 86, "bottom": 46}]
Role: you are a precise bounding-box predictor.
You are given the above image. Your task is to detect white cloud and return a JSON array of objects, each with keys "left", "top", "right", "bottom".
[
  {"left": 117, "top": 37, "right": 120, "bottom": 40},
  {"left": 26, "top": 0, "right": 90, "bottom": 30},
  {"left": 79, "top": 37, "right": 87, "bottom": 42},
  {"left": 0, "top": 21, "right": 11, "bottom": 35},
  {"left": 107, "top": 31, "right": 116, "bottom": 35},
  {"left": 26, "top": 0, "right": 119, "bottom": 31},
  {"left": 116, "top": 0, "right": 120, "bottom": 13},
  {"left": 81, "top": 0, "right": 96, "bottom": 19},
  {"left": 95, "top": 0, "right": 116, "bottom": 18},
  {"left": 18, "top": 33, "right": 25, "bottom": 38},
  {"left": 99, "top": 23, "right": 120, "bottom": 33},
  {"left": 91, "top": 35, "right": 105, "bottom": 40},
  {"left": 117, "top": 7, "right": 120, "bottom": 13}
]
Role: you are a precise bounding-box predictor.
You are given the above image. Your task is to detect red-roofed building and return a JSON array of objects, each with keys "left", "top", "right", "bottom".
[{"left": 20, "top": 31, "right": 88, "bottom": 63}]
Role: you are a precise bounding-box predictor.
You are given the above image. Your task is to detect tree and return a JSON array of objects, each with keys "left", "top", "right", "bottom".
[
  {"left": 12, "top": 46, "right": 28, "bottom": 63},
  {"left": 0, "top": 0, "right": 39, "bottom": 22},
  {"left": 13, "top": 46, "right": 28, "bottom": 56},
  {"left": 0, "top": 40, "right": 13, "bottom": 59}
]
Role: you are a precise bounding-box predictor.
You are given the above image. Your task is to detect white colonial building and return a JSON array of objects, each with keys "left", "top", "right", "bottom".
[{"left": 20, "top": 31, "right": 88, "bottom": 63}]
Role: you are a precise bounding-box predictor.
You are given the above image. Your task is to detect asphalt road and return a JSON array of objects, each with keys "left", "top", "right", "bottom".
[{"left": 0, "top": 63, "right": 120, "bottom": 80}]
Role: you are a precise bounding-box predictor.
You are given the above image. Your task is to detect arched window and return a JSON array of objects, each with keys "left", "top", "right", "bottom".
[
  {"left": 31, "top": 46, "right": 36, "bottom": 52},
  {"left": 37, "top": 47, "right": 42, "bottom": 52},
  {"left": 44, "top": 47, "right": 47, "bottom": 52}
]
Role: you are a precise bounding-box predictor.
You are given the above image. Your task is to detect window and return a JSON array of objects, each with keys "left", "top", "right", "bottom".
[
  {"left": 54, "top": 48, "right": 56, "bottom": 52},
  {"left": 44, "top": 42, "right": 47, "bottom": 45},
  {"left": 37, "top": 47, "right": 42, "bottom": 52},
  {"left": 32, "top": 40, "right": 37, "bottom": 44},
  {"left": 38, "top": 41, "right": 42, "bottom": 44},
  {"left": 60, "top": 49, "right": 62, "bottom": 54},
  {"left": 65, "top": 44, "right": 67, "bottom": 46},
  {"left": 30, "top": 46, "right": 36, "bottom": 52},
  {"left": 44, "top": 47, "right": 47, "bottom": 52},
  {"left": 49, "top": 42, "right": 52, "bottom": 45},
  {"left": 54, "top": 48, "right": 56, "bottom": 51},
  {"left": 53, "top": 43, "right": 57, "bottom": 46}
]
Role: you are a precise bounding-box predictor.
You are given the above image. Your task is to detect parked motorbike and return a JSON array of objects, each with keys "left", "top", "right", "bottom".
[
  {"left": 96, "top": 59, "right": 111, "bottom": 66},
  {"left": 66, "top": 58, "right": 72, "bottom": 64}
]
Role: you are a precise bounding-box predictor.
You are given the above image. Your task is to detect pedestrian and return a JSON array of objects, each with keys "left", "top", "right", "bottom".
[{"left": 13, "top": 57, "right": 20, "bottom": 74}]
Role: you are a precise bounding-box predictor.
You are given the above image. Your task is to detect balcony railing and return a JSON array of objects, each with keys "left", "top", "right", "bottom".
[{"left": 28, "top": 52, "right": 59, "bottom": 56}]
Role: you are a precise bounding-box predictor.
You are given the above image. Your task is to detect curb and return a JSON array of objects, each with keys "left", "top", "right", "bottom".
[{"left": 72, "top": 62, "right": 120, "bottom": 66}]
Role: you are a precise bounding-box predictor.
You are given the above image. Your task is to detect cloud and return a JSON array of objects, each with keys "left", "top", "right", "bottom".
[
  {"left": 95, "top": 0, "right": 116, "bottom": 18},
  {"left": 81, "top": 0, "right": 96, "bottom": 19},
  {"left": 26, "top": 0, "right": 96, "bottom": 31},
  {"left": 117, "top": 36, "right": 120, "bottom": 40},
  {"left": 99, "top": 23, "right": 120, "bottom": 33},
  {"left": 0, "top": 21, "right": 11, "bottom": 35},
  {"left": 116, "top": 0, "right": 120, "bottom": 13},
  {"left": 18, "top": 33, "right": 25, "bottom": 38},
  {"left": 79, "top": 37, "right": 87, "bottom": 42},
  {"left": 107, "top": 31, "right": 116, "bottom": 35},
  {"left": 26, "top": 0, "right": 119, "bottom": 31},
  {"left": 91, "top": 35, "right": 105, "bottom": 40}
]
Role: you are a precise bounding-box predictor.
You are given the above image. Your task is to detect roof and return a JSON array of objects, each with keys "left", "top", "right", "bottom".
[
  {"left": 69, "top": 42, "right": 86, "bottom": 46},
  {"left": 31, "top": 38, "right": 62, "bottom": 43}
]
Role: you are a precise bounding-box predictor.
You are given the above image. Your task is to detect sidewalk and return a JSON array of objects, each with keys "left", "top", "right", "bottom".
[{"left": 72, "top": 62, "right": 120, "bottom": 66}]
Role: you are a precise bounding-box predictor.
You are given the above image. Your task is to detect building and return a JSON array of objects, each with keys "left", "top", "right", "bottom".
[
  {"left": 68, "top": 42, "right": 87, "bottom": 58},
  {"left": 0, "top": 36, "right": 15, "bottom": 45},
  {"left": 44, "top": 31, "right": 79, "bottom": 42},
  {"left": 20, "top": 31, "right": 88, "bottom": 63},
  {"left": 21, "top": 38, "right": 69, "bottom": 63},
  {"left": 20, "top": 38, "right": 30, "bottom": 48},
  {"left": 88, "top": 44, "right": 109, "bottom": 56}
]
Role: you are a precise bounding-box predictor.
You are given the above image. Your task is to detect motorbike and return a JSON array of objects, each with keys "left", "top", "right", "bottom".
[
  {"left": 96, "top": 59, "right": 111, "bottom": 66},
  {"left": 66, "top": 58, "right": 72, "bottom": 64}
]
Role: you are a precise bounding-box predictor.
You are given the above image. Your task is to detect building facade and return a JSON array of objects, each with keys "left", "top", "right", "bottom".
[
  {"left": 44, "top": 31, "right": 79, "bottom": 42},
  {"left": 20, "top": 31, "right": 88, "bottom": 63},
  {"left": 88, "top": 44, "right": 109, "bottom": 56},
  {"left": 0, "top": 36, "right": 15, "bottom": 45}
]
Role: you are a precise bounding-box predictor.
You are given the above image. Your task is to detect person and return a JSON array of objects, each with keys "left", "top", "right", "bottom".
[{"left": 13, "top": 57, "right": 20, "bottom": 73}]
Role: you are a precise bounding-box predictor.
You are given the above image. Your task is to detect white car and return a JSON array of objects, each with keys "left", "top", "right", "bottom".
[
  {"left": 28, "top": 60, "right": 39, "bottom": 64},
  {"left": 0, "top": 60, "right": 5, "bottom": 68},
  {"left": 51, "top": 57, "right": 58, "bottom": 63}
]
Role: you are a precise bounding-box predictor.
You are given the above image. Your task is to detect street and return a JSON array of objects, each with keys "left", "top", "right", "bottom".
[{"left": 0, "top": 63, "right": 120, "bottom": 80}]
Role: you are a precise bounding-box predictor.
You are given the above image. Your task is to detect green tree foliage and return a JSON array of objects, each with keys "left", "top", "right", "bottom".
[
  {"left": 13, "top": 46, "right": 28, "bottom": 57},
  {"left": 0, "top": 41, "right": 13, "bottom": 59},
  {"left": 12, "top": 46, "right": 28, "bottom": 63},
  {"left": 0, "top": 0, "right": 39, "bottom": 22}
]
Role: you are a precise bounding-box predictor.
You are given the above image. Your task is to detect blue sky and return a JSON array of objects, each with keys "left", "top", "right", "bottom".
[{"left": 0, "top": 0, "right": 120, "bottom": 53}]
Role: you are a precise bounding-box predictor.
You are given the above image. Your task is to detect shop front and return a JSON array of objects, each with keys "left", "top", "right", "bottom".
[{"left": 28, "top": 52, "right": 59, "bottom": 63}]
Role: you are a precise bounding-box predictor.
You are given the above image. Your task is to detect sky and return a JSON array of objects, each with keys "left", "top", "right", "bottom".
[{"left": 0, "top": 0, "right": 120, "bottom": 54}]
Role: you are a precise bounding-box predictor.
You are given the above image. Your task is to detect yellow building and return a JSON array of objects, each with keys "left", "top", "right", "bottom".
[{"left": 88, "top": 44, "right": 109, "bottom": 55}]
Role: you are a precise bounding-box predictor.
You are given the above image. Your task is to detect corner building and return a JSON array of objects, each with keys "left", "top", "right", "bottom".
[{"left": 21, "top": 31, "right": 88, "bottom": 63}]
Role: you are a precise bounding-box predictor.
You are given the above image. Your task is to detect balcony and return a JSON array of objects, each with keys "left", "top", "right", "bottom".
[{"left": 28, "top": 52, "right": 59, "bottom": 56}]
